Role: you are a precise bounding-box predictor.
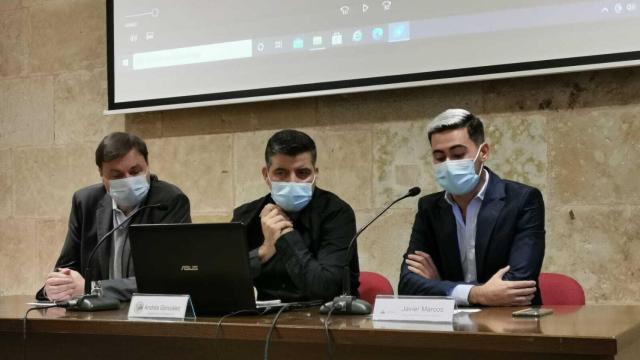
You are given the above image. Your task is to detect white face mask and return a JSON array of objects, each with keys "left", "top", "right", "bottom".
[
  {"left": 109, "top": 174, "right": 150, "bottom": 210},
  {"left": 433, "top": 144, "right": 484, "bottom": 196}
]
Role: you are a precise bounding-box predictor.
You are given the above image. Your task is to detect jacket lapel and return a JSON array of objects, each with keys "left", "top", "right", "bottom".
[
  {"left": 95, "top": 193, "right": 113, "bottom": 280},
  {"left": 475, "top": 170, "right": 506, "bottom": 280},
  {"left": 437, "top": 197, "right": 464, "bottom": 281}
]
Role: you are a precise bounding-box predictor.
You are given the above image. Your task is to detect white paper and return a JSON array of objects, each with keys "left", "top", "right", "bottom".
[
  {"left": 454, "top": 308, "right": 482, "bottom": 314},
  {"left": 26, "top": 302, "right": 57, "bottom": 307}
]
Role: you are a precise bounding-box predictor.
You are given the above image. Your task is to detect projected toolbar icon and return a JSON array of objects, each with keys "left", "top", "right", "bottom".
[
  {"left": 372, "top": 27, "right": 384, "bottom": 41},
  {"left": 293, "top": 38, "right": 304, "bottom": 49},
  {"left": 382, "top": 1, "right": 391, "bottom": 11},
  {"left": 340, "top": 5, "right": 350, "bottom": 15},
  {"left": 388, "top": 22, "right": 409, "bottom": 42},
  {"left": 332, "top": 32, "right": 343, "bottom": 45},
  {"left": 352, "top": 30, "right": 363, "bottom": 42}
]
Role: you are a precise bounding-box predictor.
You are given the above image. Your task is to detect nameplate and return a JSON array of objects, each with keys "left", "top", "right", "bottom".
[
  {"left": 372, "top": 296, "right": 455, "bottom": 323},
  {"left": 128, "top": 294, "right": 193, "bottom": 319},
  {"left": 373, "top": 320, "right": 454, "bottom": 332}
]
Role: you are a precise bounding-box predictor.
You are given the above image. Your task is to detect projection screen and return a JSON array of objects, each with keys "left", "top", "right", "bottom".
[{"left": 107, "top": 0, "right": 640, "bottom": 113}]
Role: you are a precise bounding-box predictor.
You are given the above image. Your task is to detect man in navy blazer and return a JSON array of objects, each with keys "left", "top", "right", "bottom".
[{"left": 399, "top": 109, "right": 545, "bottom": 306}]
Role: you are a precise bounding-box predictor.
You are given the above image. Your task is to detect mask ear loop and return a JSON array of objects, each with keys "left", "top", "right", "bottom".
[{"left": 474, "top": 143, "right": 486, "bottom": 175}]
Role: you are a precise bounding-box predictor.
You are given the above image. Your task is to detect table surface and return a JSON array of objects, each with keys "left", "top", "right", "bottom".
[{"left": 2, "top": 295, "right": 640, "bottom": 357}]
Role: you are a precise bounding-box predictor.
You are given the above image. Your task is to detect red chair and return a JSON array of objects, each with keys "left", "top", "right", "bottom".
[
  {"left": 539, "top": 272, "right": 586, "bottom": 305},
  {"left": 358, "top": 271, "right": 394, "bottom": 305}
]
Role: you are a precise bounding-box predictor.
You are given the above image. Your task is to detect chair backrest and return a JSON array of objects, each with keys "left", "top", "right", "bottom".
[
  {"left": 539, "top": 272, "right": 586, "bottom": 305},
  {"left": 358, "top": 271, "right": 394, "bottom": 305}
]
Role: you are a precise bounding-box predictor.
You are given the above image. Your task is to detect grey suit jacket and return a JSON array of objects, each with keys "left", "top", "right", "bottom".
[{"left": 36, "top": 175, "right": 191, "bottom": 301}]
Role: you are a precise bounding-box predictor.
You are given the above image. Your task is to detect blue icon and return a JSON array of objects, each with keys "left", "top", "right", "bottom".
[
  {"left": 388, "top": 22, "right": 410, "bottom": 42},
  {"left": 293, "top": 37, "right": 304, "bottom": 49},
  {"left": 352, "top": 30, "right": 363, "bottom": 42},
  {"left": 372, "top": 27, "right": 384, "bottom": 41}
]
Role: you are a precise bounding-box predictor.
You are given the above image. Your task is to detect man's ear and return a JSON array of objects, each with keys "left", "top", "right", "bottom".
[
  {"left": 481, "top": 143, "right": 490, "bottom": 162},
  {"left": 261, "top": 166, "right": 269, "bottom": 185}
]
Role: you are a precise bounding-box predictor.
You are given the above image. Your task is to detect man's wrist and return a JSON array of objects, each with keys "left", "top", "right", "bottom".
[
  {"left": 468, "top": 285, "right": 484, "bottom": 305},
  {"left": 258, "top": 244, "right": 275, "bottom": 263}
]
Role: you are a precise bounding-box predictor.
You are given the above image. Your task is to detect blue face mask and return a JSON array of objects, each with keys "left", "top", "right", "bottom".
[
  {"left": 434, "top": 145, "right": 484, "bottom": 196},
  {"left": 109, "top": 174, "right": 150, "bottom": 210},
  {"left": 270, "top": 176, "right": 315, "bottom": 213}
]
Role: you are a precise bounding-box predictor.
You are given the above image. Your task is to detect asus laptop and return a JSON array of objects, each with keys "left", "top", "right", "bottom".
[{"left": 129, "top": 222, "right": 272, "bottom": 315}]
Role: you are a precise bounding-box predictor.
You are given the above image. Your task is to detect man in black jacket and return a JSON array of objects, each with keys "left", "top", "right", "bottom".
[
  {"left": 232, "top": 129, "right": 359, "bottom": 302},
  {"left": 37, "top": 132, "right": 191, "bottom": 302}
]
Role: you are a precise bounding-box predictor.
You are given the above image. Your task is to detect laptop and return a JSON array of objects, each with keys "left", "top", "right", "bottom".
[{"left": 129, "top": 222, "right": 268, "bottom": 315}]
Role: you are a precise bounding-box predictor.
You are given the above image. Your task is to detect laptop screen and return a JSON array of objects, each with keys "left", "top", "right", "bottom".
[{"left": 129, "top": 222, "right": 257, "bottom": 315}]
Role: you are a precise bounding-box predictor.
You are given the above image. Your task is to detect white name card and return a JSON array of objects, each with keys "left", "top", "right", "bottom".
[
  {"left": 128, "top": 294, "right": 192, "bottom": 319},
  {"left": 372, "top": 296, "right": 455, "bottom": 323}
]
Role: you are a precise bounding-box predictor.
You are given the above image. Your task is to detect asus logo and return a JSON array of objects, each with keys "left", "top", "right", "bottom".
[{"left": 180, "top": 265, "right": 199, "bottom": 271}]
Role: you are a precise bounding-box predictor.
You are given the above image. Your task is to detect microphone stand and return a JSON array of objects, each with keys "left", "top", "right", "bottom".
[
  {"left": 83, "top": 203, "right": 167, "bottom": 294},
  {"left": 320, "top": 187, "right": 420, "bottom": 314}
]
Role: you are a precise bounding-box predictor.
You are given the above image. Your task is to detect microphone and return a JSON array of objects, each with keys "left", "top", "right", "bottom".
[
  {"left": 320, "top": 187, "right": 421, "bottom": 315},
  {"left": 83, "top": 202, "right": 168, "bottom": 293}
]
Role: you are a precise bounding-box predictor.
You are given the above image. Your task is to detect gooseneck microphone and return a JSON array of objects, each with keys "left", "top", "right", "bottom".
[
  {"left": 320, "top": 187, "right": 421, "bottom": 314},
  {"left": 83, "top": 202, "right": 168, "bottom": 292}
]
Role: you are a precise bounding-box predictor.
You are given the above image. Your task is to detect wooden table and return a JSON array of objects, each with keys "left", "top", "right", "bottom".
[{"left": 1, "top": 295, "right": 639, "bottom": 359}]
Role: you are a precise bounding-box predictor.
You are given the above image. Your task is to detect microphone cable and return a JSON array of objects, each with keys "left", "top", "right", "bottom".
[
  {"left": 263, "top": 304, "right": 291, "bottom": 360},
  {"left": 214, "top": 308, "right": 268, "bottom": 360},
  {"left": 323, "top": 305, "right": 337, "bottom": 360},
  {"left": 23, "top": 304, "right": 60, "bottom": 360}
]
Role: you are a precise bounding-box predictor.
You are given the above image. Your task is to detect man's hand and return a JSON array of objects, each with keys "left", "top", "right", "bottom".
[
  {"left": 44, "top": 268, "right": 85, "bottom": 302},
  {"left": 468, "top": 266, "right": 537, "bottom": 306},
  {"left": 406, "top": 251, "right": 441, "bottom": 280},
  {"left": 258, "top": 204, "right": 293, "bottom": 263}
]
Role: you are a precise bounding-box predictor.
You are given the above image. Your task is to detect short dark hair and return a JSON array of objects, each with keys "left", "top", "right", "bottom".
[
  {"left": 427, "top": 109, "right": 485, "bottom": 146},
  {"left": 95, "top": 132, "right": 148, "bottom": 168},
  {"left": 265, "top": 129, "right": 317, "bottom": 167}
]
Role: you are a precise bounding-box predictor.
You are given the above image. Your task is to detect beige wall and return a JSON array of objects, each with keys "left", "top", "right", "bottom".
[{"left": 1, "top": 1, "right": 639, "bottom": 304}]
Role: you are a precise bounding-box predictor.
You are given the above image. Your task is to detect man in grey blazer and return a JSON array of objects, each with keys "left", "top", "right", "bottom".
[{"left": 36, "top": 132, "right": 191, "bottom": 302}]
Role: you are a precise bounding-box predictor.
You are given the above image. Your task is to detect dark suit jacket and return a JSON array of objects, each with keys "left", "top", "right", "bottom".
[
  {"left": 36, "top": 175, "right": 191, "bottom": 301},
  {"left": 398, "top": 169, "right": 545, "bottom": 305},
  {"left": 232, "top": 187, "right": 359, "bottom": 302}
]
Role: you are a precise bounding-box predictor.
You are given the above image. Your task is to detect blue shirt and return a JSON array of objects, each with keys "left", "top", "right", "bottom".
[{"left": 444, "top": 169, "right": 489, "bottom": 306}]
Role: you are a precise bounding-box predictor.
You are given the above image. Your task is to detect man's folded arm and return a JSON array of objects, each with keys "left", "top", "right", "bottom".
[{"left": 276, "top": 206, "right": 356, "bottom": 301}]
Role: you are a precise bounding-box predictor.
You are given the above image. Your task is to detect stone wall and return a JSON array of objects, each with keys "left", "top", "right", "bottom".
[{"left": 1, "top": 0, "right": 638, "bottom": 303}]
